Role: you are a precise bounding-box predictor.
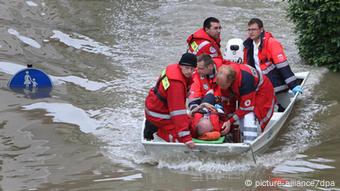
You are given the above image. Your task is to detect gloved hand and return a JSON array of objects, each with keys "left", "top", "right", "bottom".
[
  {"left": 214, "top": 104, "right": 225, "bottom": 114},
  {"left": 292, "top": 85, "right": 303, "bottom": 95},
  {"left": 198, "top": 107, "right": 209, "bottom": 114}
]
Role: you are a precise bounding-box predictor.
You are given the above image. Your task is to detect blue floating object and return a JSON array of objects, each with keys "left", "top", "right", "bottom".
[{"left": 8, "top": 68, "right": 53, "bottom": 98}]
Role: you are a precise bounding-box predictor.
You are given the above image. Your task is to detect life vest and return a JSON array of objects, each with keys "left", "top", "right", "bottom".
[
  {"left": 187, "top": 28, "right": 222, "bottom": 59},
  {"left": 145, "top": 64, "right": 192, "bottom": 143},
  {"left": 243, "top": 31, "right": 298, "bottom": 93},
  {"left": 147, "top": 64, "right": 188, "bottom": 107}
]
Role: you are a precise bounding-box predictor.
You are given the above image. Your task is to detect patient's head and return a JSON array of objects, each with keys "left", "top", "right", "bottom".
[{"left": 196, "top": 117, "right": 214, "bottom": 136}]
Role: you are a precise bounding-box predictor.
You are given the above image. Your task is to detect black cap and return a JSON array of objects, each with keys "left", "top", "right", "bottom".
[{"left": 179, "top": 53, "right": 197, "bottom": 67}]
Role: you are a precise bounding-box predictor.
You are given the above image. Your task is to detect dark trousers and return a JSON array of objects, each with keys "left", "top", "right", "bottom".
[{"left": 143, "top": 120, "right": 158, "bottom": 140}]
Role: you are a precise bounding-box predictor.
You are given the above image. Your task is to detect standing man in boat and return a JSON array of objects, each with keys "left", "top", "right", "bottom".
[
  {"left": 187, "top": 17, "right": 223, "bottom": 59},
  {"left": 216, "top": 64, "right": 275, "bottom": 143},
  {"left": 144, "top": 53, "right": 197, "bottom": 149},
  {"left": 243, "top": 18, "right": 303, "bottom": 97}
]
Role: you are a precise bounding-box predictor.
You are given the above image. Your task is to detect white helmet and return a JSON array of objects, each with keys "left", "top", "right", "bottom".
[{"left": 224, "top": 38, "right": 244, "bottom": 63}]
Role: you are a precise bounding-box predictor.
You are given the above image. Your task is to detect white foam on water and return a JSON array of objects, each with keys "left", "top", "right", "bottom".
[
  {"left": 273, "top": 161, "right": 334, "bottom": 174},
  {"left": 49, "top": 30, "right": 138, "bottom": 67},
  {"left": 20, "top": 102, "right": 145, "bottom": 169},
  {"left": 0, "top": 61, "right": 107, "bottom": 91},
  {"left": 8, "top": 28, "right": 41, "bottom": 49},
  {"left": 50, "top": 30, "right": 124, "bottom": 57},
  {"left": 94, "top": 108, "right": 147, "bottom": 168},
  {"left": 156, "top": 156, "right": 255, "bottom": 173},
  {"left": 22, "top": 102, "right": 102, "bottom": 133},
  {"left": 272, "top": 155, "right": 335, "bottom": 174},
  {"left": 93, "top": 173, "right": 142, "bottom": 182},
  {"left": 20, "top": 102, "right": 147, "bottom": 169},
  {"left": 26, "top": 1, "right": 38, "bottom": 7},
  {"left": 0, "top": 61, "right": 26, "bottom": 75},
  {"left": 51, "top": 76, "right": 106, "bottom": 91},
  {"left": 309, "top": 158, "right": 335, "bottom": 163}
]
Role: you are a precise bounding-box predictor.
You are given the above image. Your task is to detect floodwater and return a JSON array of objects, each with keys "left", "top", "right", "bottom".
[{"left": 0, "top": 0, "right": 339, "bottom": 190}]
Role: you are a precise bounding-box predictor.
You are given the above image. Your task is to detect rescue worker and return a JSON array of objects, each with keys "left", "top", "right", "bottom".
[
  {"left": 243, "top": 18, "right": 302, "bottom": 95},
  {"left": 216, "top": 64, "right": 275, "bottom": 143},
  {"left": 188, "top": 54, "right": 235, "bottom": 117},
  {"left": 144, "top": 53, "right": 197, "bottom": 149},
  {"left": 187, "top": 17, "right": 223, "bottom": 59}
]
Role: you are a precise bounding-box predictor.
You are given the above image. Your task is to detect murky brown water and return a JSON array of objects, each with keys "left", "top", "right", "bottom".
[{"left": 0, "top": 0, "right": 339, "bottom": 190}]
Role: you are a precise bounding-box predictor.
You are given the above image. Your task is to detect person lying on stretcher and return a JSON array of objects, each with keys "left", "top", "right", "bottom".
[{"left": 189, "top": 99, "right": 228, "bottom": 141}]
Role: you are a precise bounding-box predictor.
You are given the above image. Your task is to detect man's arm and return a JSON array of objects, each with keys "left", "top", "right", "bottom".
[
  {"left": 269, "top": 38, "right": 299, "bottom": 89},
  {"left": 167, "top": 81, "right": 192, "bottom": 143},
  {"left": 188, "top": 73, "right": 203, "bottom": 111}
]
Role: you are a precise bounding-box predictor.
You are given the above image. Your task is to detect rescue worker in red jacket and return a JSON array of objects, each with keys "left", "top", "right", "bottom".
[
  {"left": 216, "top": 64, "right": 275, "bottom": 143},
  {"left": 188, "top": 54, "right": 235, "bottom": 117},
  {"left": 187, "top": 17, "right": 223, "bottom": 59},
  {"left": 243, "top": 18, "right": 302, "bottom": 96},
  {"left": 144, "top": 53, "right": 197, "bottom": 149}
]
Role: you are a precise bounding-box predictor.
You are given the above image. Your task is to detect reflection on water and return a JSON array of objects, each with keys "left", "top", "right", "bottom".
[
  {"left": 50, "top": 30, "right": 122, "bottom": 57},
  {"left": 8, "top": 28, "right": 41, "bottom": 49},
  {"left": 273, "top": 154, "right": 335, "bottom": 174},
  {"left": 0, "top": 0, "right": 339, "bottom": 190},
  {"left": 26, "top": 1, "right": 38, "bottom": 7},
  {"left": 22, "top": 102, "right": 101, "bottom": 133},
  {"left": 93, "top": 173, "right": 143, "bottom": 182}
]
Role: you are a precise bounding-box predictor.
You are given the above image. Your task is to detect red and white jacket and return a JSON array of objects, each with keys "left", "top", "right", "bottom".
[
  {"left": 244, "top": 31, "right": 299, "bottom": 93},
  {"left": 223, "top": 63, "right": 276, "bottom": 130},
  {"left": 187, "top": 28, "right": 222, "bottom": 59},
  {"left": 145, "top": 64, "right": 192, "bottom": 143},
  {"left": 188, "top": 58, "right": 236, "bottom": 115}
]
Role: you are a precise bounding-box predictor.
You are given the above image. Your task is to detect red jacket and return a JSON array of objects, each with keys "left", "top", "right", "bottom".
[
  {"left": 224, "top": 63, "right": 275, "bottom": 130},
  {"left": 243, "top": 31, "right": 299, "bottom": 93},
  {"left": 187, "top": 28, "right": 222, "bottom": 59},
  {"left": 188, "top": 58, "right": 236, "bottom": 115},
  {"left": 145, "top": 64, "right": 192, "bottom": 143}
]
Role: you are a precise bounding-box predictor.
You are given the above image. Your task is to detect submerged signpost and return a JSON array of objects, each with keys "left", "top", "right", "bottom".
[{"left": 8, "top": 64, "right": 53, "bottom": 98}]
